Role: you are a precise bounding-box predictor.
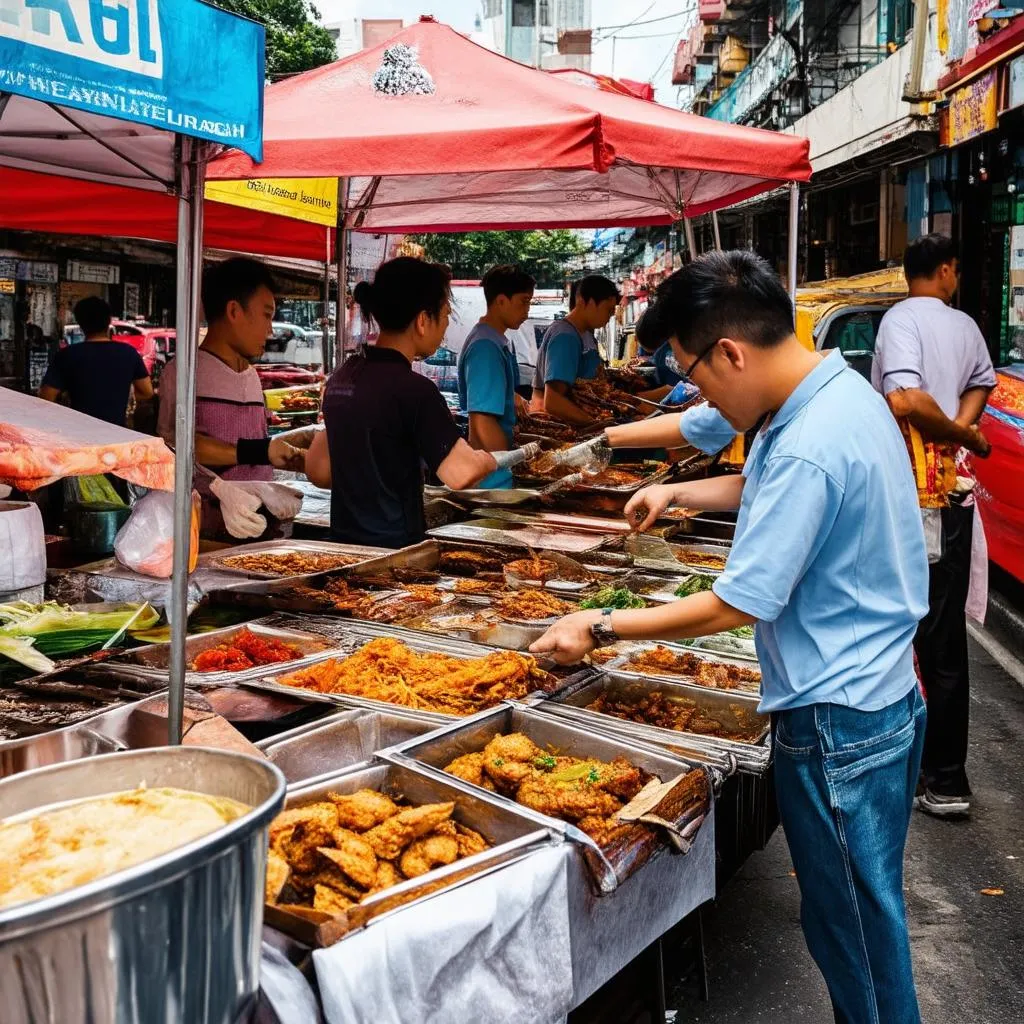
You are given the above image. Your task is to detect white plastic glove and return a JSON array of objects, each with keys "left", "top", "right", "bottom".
[
  {"left": 274, "top": 425, "right": 322, "bottom": 450},
  {"left": 209, "top": 477, "right": 268, "bottom": 539},
  {"left": 234, "top": 481, "right": 304, "bottom": 522}
]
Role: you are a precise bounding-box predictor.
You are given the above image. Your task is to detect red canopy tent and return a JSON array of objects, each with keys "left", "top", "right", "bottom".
[
  {"left": 547, "top": 68, "right": 656, "bottom": 103},
  {"left": 208, "top": 17, "right": 810, "bottom": 233}
]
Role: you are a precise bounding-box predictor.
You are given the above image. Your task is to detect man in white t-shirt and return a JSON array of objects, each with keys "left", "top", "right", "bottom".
[{"left": 872, "top": 233, "right": 996, "bottom": 819}]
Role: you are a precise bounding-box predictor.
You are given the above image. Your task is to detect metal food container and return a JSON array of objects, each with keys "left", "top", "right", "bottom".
[
  {"left": 538, "top": 671, "right": 770, "bottom": 774},
  {"left": 265, "top": 760, "right": 554, "bottom": 946},
  {"left": 102, "top": 620, "right": 342, "bottom": 687},
  {"left": 386, "top": 704, "right": 714, "bottom": 894},
  {"left": 513, "top": 460, "right": 675, "bottom": 497},
  {"left": 198, "top": 539, "right": 391, "bottom": 579},
  {"left": 428, "top": 519, "right": 613, "bottom": 554},
  {"left": 257, "top": 707, "right": 448, "bottom": 786},
  {"left": 604, "top": 642, "right": 762, "bottom": 687},
  {"left": 0, "top": 747, "right": 286, "bottom": 1024},
  {"left": 0, "top": 725, "right": 125, "bottom": 780}
]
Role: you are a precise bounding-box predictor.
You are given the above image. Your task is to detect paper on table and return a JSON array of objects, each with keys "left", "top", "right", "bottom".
[{"left": 313, "top": 845, "right": 573, "bottom": 1024}]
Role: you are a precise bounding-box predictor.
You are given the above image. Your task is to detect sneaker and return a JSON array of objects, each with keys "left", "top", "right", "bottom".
[{"left": 914, "top": 788, "right": 970, "bottom": 818}]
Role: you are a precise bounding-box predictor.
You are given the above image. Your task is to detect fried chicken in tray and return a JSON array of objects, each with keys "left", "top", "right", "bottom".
[
  {"left": 275, "top": 637, "right": 555, "bottom": 715},
  {"left": 438, "top": 548, "right": 506, "bottom": 576},
  {"left": 625, "top": 645, "right": 761, "bottom": 692},
  {"left": 442, "top": 732, "right": 654, "bottom": 848},
  {"left": 266, "top": 790, "right": 492, "bottom": 922},
  {"left": 494, "top": 588, "right": 574, "bottom": 622},
  {"left": 588, "top": 690, "right": 762, "bottom": 740}
]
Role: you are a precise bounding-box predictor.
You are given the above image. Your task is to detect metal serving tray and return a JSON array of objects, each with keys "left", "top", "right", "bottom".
[
  {"left": 198, "top": 539, "right": 390, "bottom": 579},
  {"left": 513, "top": 461, "right": 675, "bottom": 497},
  {"left": 604, "top": 642, "right": 762, "bottom": 686},
  {"left": 626, "top": 534, "right": 731, "bottom": 575},
  {"left": 428, "top": 519, "right": 614, "bottom": 554},
  {"left": 102, "top": 620, "right": 339, "bottom": 687},
  {"left": 0, "top": 724, "right": 125, "bottom": 780},
  {"left": 256, "top": 707, "right": 447, "bottom": 787},
  {"left": 386, "top": 703, "right": 714, "bottom": 894},
  {"left": 538, "top": 671, "right": 770, "bottom": 774},
  {"left": 264, "top": 760, "right": 554, "bottom": 947}
]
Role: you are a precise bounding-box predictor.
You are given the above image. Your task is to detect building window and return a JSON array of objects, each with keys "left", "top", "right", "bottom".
[
  {"left": 512, "top": 0, "right": 536, "bottom": 28},
  {"left": 484, "top": 0, "right": 504, "bottom": 18},
  {"left": 539, "top": 0, "right": 551, "bottom": 27}
]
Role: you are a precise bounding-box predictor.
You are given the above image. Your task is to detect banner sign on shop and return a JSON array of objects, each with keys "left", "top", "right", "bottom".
[
  {"left": 0, "top": 0, "right": 265, "bottom": 160},
  {"left": 204, "top": 178, "right": 339, "bottom": 228},
  {"left": 942, "top": 69, "right": 998, "bottom": 147}
]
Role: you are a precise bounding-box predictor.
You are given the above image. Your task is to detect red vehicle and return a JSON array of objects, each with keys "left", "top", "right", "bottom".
[{"left": 110, "top": 320, "right": 175, "bottom": 374}]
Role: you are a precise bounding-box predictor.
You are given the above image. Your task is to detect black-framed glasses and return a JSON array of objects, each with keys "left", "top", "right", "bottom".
[{"left": 682, "top": 338, "right": 719, "bottom": 379}]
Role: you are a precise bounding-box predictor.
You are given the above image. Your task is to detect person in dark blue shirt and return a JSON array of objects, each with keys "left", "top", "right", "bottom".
[
  {"left": 40, "top": 297, "right": 153, "bottom": 428},
  {"left": 457, "top": 265, "right": 535, "bottom": 489}
]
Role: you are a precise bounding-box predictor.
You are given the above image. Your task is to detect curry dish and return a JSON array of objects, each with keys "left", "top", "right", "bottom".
[
  {"left": 444, "top": 732, "right": 653, "bottom": 848},
  {"left": 0, "top": 787, "right": 248, "bottom": 910},
  {"left": 266, "top": 790, "right": 490, "bottom": 918},
  {"left": 275, "top": 638, "right": 553, "bottom": 715}
]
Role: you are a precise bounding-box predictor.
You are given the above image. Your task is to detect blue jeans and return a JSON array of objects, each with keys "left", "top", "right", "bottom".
[{"left": 773, "top": 686, "right": 926, "bottom": 1024}]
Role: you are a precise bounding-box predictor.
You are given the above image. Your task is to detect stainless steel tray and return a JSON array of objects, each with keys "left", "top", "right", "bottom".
[
  {"left": 428, "top": 520, "right": 614, "bottom": 554},
  {"left": 264, "top": 760, "right": 554, "bottom": 947},
  {"left": 256, "top": 707, "right": 447, "bottom": 787},
  {"left": 538, "top": 671, "right": 770, "bottom": 773},
  {"left": 513, "top": 461, "right": 675, "bottom": 497},
  {"left": 101, "top": 620, "right": 341, "bottom": 686},
  {"left": 0, "top": 724, "right": 126, "bottom": 780},
  {"left": 0, "top": 747, "right": 285, "bottom": 1024},
  {"left": 625, "top": 534, "right": 731, "bottom": 574},
  {"left": 385, "top": 703, "right": 714, "bottom": 894},
  {"left": 603, "top": 642, "right": 762, "bottom": 687},
  {"left": 198, "top": 539, "right": 391, "bottom": 579}
]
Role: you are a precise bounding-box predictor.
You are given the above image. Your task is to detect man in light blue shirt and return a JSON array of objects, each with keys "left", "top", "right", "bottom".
[
  {"left": 532, "top": 251, "right": 929, "bottom": 1023},
  {"left": 531, "top": 274, "right": 620, "bottom": 425},
  {"left": 457, "top": 265, "right": 535, "bottom": 488}
]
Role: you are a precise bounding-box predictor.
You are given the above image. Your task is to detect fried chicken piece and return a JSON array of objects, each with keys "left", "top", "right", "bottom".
[
  {"left": 313, "top": 884, "right": 354, "bottom": 916},
  {"left": 270, "top": 803, "right": 341, "bottom": 873},
  {"left": 444, "top": 752, "right": 488, "bottom": 787},
  {"left": 362, "top": 802, "right": 455, "bottom": 860},
  {"left": 327, "top": 789, "right": 400, "bottom": 832},
  {"left": 265, "top": 851, "right": 290, "bottom": 904},
  {"left": 516, "top": 775, "right": 623, "bottom": 822},
  {"left": 576, "top": 815, "right": 633, "bottom": 846},
  {"left": 479, "top": 733, "right": 543, "bottom": 791},
  {"left": 399, "top": 833, "right": 459, "bottom": 879},
  {"left": 596, "top": 756, "right": 647, "bottom": 801},
  {"left": 269, "top": 802, "right": 339, "bottom": 851},
  {"left": 318, "top": 830, "right": 378, "bottom": 889},
  {"left": 454, "top": 823, "right": 489, "bottom": 859},
  {"left": 368, "top": 860, "right": 403, "bottom": 895},
  {"left": 309, "top": 864, "right": 363, "bottom": 901}
]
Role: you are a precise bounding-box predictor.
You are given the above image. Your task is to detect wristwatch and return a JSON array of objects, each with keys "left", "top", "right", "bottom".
[{"left": 589, "top": 608, "right": 620, "bottom": 648}]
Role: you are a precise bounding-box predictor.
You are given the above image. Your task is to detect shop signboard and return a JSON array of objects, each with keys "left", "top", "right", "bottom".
[
  {"left": 204, "top": 177, "right": 339, "bottom": 228},
  {"left": 942, "top": 70, "right": 999, "bottom": 146},
  {"left": 0, "top": 0, "right": 265, "bottom": 159},
  {"left": 1010, "top": 225, "right": 1024, "bottom": 329},
  {"left": 1008, "top": 55, "right": 1024, "bottom": 112},
  {"left": 17, "top": 261, "right": 59, "bottom": 284},
  {"left": 66, "top": 261, "right": 120, "bottom": 286},
  {"left": 0, "top": 280, "right": 15, "bottom": 295},
  {"left": 0, "top": 258, "right": 18, "bottom": 279}
]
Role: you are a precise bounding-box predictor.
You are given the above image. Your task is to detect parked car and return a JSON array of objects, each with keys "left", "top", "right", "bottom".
[{"left": 260, "top": 322, "right": 321, "bottom": 367}]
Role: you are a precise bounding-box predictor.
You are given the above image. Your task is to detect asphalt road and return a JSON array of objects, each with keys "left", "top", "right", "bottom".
[{"left": 676, "top": 636, "right": 1024, "bottom": 1023}]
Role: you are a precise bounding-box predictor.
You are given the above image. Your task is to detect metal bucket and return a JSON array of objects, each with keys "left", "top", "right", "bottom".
[
  {"left": 67, "top": 502, "right": 131, "bottom": 556},
  {"left": 0, "top": 747, "right": 286, "bottom": 1024}
]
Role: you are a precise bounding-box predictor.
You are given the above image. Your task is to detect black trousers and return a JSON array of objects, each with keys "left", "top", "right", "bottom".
[{"left": 913, "top": 502, "right": 973, "bottom": 796}]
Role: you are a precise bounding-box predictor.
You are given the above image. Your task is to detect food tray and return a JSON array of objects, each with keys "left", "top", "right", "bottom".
[
  {"left": 385, "top": 704, "right": 714, "bottom": 894},
  {"left": 603, "top": 642, "right": 761, "bottom": 686},
  {"left": 101, "top": 620, "right": 342, "bottom": 686},
  {"left": 626, "top": 534, "right": 731, "bottom": 575},
  {"left": 537, "top": 671, "right": 770, "bottom": 774},
  {"left": 428, "top": 519, "right": 614, "bottom": 554},
  {"left": 0, "top": 722, "right": 126, "bottom": 780},
  {"left": 264, "top": 760, "right": 554, "bottom": 946},
  {"left": 256, "top": 707, "right": 448, "bottom": 787},
  {"left": 513, "top": 460, "right": 675, "bottom": 497},
  {"left": 198, "top": 539, "right": 391, "bottom": 579}
]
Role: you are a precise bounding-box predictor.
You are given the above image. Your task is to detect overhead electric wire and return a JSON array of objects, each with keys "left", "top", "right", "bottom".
[{"left": 595, "top": 7, "right": 697, "bottom": 34}]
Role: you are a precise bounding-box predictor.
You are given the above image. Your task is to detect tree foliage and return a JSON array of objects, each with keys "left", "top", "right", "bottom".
[
  {"left": 408, "top": 231, "right": 589, "bottom": 288},
  {"left": 210, "top": 0, "right": 336, "bottom": 78}
]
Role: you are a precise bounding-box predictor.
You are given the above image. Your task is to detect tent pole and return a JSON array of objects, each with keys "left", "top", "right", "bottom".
[
  {"left": 683, "top": 217, "right": 697, "bottom": 262},
  {"left": 335, "top": 177, "right": 349, "bottom": 366},
  {"left": 167, "top": 136, "right": 206, "bottom": 746},
  {"left": 711, "top": 211, "right": 722, "bottom": 251},
  {"left": 322, "top": 226, "right": 332, "bottom": 372},
  {"left": 787, "top": 182, "right": 799, "bottom": 302}
]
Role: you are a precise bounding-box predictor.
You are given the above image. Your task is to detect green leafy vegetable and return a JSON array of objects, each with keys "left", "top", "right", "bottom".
[
  {"left": 0, "top": 635, "right": 55, "bottom": 673},
  {"left": 727, "top": 625, "right": 755, "bottom": 638},
  {"left": 586, "top": 767, "right": 601, "bottom": 785},
  {"left": 673, "top": 575, "right": 716, "bottom": 598},
  {"left": 579, "top": 586, "right": 646, "bottom": 611},
  {"left": 534, "top": 754, "right": 557, "bottom": 770}
]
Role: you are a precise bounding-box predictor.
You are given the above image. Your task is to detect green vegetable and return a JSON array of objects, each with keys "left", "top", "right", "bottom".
[
  {"left": 0, "top": 635, "right": 55, "bottom": 673},
  {"left": 579, "top": 586, "right": 646, "bottom": 611},
  {"left": 534, "top": 754, "right": 557, "bottom": 770},
  {"left": 586, "top": 767, "right": 601, "bottom": 785},
  {"left": 727, "top": 625, "right": 755, "bottom": 638},
  {"left": 673, "top": 575, "right": 716, "bottom": 598},
  {"left": 492, "top": 758, "right": 505, "bottom": 767}
]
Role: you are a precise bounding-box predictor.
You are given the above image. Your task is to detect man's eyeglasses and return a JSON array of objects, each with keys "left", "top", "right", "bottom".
[{"left": 682, "top": 338, "right": 719, "bottom": 379}]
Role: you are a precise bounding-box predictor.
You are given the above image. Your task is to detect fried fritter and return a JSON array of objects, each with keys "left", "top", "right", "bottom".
[
  {"left": 269, "top": 802, "right": 339, "bottom": 852},
  {"left": 445, "top": 752, "right": 488, "bottom": 787},
  {"left": 327, "top": 789, "right": 400, "bottom": 832},
  {"left": 596, "top": 757, "right": 646, "bottom": 801},
  {"left": 318, "top": 830, "right": 378, "bottom": 889},
  {"left": 309, "top": 864, "right": 363, "bottom": 901},
  {"left": 368, "top": 860, "right": 404, "bottom": 895},
  {"left": 272, "top": 802, "right": 341, "bottom": 873},
  {"left": 265, "top": 851, "right": 290, "bottom": 904},
  {"left": 313, "top": 884, "right": 354, "bottom": 915},
  {"left": 399, "top": 833, "right": 460, "bottom": 879},
  {"left": 362, "top": 802, "right": 455, "bottom": 860},
  {"left": 576, "top": 815, "right": 634, "bottom": 846},
  {"left": 454, "top": 823, "right": 489, "bottom": 859},
  {"left": 516, "top": 775, "right": 623, "bottom": 822}
]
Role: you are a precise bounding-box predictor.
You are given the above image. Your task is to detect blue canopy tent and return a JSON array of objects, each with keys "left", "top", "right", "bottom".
[{"left": 0, "top": 0, "right": 265, "bottom": 742}]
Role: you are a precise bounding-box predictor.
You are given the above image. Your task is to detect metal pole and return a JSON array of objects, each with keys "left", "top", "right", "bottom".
[
  {"left": 167, "top": 135, "right": 206, "bottom": 746},
  {"left": 711, "top": 211, "right": 722, "bottom": 251},
  {"left": 683, "top": 216, "right": 697, "bottom": 261},
  {"left": 787, "top": 181, "right": 800, "bottom": 303},
  {"left": 322, "top": 226, "right": 332, "bottom": 372},
  {"left": 335, "top": 177, "right": 349, "bottom": 366}
]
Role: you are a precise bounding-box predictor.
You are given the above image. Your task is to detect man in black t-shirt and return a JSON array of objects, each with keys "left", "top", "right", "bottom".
[{"left": 40, "top": 297, "right": 154, "bottom": 428}]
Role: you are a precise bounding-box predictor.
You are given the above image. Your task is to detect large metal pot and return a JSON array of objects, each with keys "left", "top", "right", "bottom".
[{"left": 0, "top": 747, "right": 286, "bottom": 1024}]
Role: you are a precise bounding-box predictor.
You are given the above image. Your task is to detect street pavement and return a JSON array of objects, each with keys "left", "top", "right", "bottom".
[{"left": 678, "top": 636, "right": 1024, "bottom": 1023}]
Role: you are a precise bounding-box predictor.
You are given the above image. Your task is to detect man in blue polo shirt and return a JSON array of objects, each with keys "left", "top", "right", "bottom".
[
  {"left": 531, "top": 274, "right": 620, "bottom": 425},
  {"left": 532, "top": 251, "right": 929, "bottom": 1024},
  {"left": 457, "top": 265, "right": 535, "bottom": 488}
]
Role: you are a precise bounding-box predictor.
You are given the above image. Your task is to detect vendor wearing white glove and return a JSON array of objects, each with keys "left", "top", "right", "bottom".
[{"left": 157, "top": 258, "right": 308, "bottom": 537}]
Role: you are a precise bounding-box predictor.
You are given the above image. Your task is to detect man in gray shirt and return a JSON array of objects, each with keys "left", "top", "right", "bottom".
[{"left": 873, "top": 233, "right": 995, "bottom": 819}]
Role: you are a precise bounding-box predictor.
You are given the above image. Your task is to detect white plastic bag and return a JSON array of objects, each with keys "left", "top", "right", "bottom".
[{"left": 114, "top": 490, "right": 200, "bottom": 578}]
